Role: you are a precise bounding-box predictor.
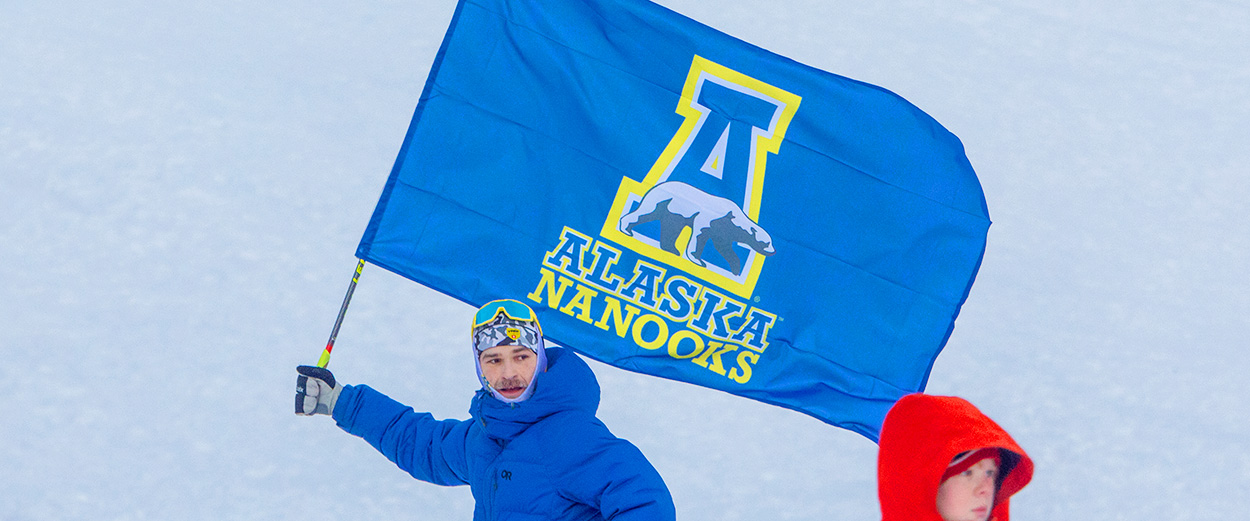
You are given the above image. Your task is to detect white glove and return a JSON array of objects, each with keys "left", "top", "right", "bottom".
[{"left": 295, "top": 365, "right": 342, "bottom": 416}]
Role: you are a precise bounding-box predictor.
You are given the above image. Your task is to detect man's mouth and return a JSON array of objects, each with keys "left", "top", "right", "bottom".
[{"left": 498, "top": 386, "right": 525, "bottom": 398}]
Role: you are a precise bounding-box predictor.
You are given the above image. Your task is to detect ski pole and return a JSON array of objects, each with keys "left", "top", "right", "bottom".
[{"left": 316, "top": 258, "right": 366, "bottom": 368}]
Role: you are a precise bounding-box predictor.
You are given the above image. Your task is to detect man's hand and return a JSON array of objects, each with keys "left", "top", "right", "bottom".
[{"left": 295, "top": 365, "right": 342, "bottom": 416}]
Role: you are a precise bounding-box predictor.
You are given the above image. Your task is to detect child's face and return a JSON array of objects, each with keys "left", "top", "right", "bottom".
[{"left": 936, "top": 457, "right": 998, "bottom": 521}]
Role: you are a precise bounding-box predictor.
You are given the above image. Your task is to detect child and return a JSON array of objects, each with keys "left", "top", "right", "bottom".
[{"left": 877, "top": 394, "right": 1034, "bottom": 521}]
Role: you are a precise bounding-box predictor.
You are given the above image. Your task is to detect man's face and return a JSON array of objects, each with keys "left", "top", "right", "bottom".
[
  {"left": 936, "top": 457, "right": 998, "bottom": 521},
  {"left": 478, "top": 344, "right": 538, "bottom": 400}
]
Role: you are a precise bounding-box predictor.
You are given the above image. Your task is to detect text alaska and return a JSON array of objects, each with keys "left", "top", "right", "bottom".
[{"left": 529, "top": 227, "right": 778, "bottom": 384}]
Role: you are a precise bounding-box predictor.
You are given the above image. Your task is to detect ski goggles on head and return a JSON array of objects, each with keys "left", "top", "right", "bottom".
[
  {"left": 473, "top": 322, "right": 542, "bottom": 354},
  {"left": 472, "top": 299, "right": 540, "bottom": 331}
]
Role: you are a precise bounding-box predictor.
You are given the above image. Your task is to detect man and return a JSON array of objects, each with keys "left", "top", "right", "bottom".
[{"left": 295, "top": 299, "right": 676, "bottom": 520}]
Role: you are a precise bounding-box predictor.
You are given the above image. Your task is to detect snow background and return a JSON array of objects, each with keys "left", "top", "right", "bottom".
[{"left": 3, "top": 0, "right": 1248, "bottom": 519}]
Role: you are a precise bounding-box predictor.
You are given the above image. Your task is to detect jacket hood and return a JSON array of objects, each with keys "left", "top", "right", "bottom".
[
  {"left": 878, "top": 394, "right": 1033, "bottom": 521},
  {"left": 472, "top": 319, "right": 548, "bottom": 404},
  {"left": 471, "top": 347, "right": 600, "bottom": 440}
]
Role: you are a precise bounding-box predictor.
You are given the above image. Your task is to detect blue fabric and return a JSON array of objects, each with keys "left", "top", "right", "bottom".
[
  {"left": 333, "top": 348, "right": 675, "bottom": 520},
  {"left": 356, "top": 0, "right": 990, "bottom": 441}
]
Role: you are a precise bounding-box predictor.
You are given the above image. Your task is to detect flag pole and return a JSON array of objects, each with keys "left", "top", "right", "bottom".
[{"left": 316, "top": 258, "right": 366, "bottom": 368}]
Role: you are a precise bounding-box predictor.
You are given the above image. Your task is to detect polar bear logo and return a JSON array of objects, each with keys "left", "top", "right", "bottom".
[{"left": 618, "top": 181, "right": 776, "bottom": 276}]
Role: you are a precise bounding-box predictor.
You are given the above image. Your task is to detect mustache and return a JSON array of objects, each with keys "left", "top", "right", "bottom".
[{"left": 493, "top": 376, "right": 527, "bottom": 389}]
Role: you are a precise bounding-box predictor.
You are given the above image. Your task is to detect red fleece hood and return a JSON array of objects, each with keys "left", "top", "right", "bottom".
[{"left": 878, "top": 394, "right": 1033, "bottom": 521}]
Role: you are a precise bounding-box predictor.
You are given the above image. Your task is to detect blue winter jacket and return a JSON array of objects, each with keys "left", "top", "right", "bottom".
[{"left": 332, "top": 347, "right": 676, "bottom": 521}]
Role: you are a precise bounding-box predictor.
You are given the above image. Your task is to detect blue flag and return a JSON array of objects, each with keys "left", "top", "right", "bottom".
[{"left": 357, "top": 0, "right": 989, "bottom": 441}]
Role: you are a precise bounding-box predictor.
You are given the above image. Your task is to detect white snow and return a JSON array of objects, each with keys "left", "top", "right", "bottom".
[{"left": 3, "top": 0, "right": 1247, "bottom": 519}]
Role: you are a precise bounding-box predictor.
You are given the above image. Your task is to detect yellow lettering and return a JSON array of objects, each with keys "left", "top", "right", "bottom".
[
  {"left": 559, "top": 283, "right": 599, "bottom": 324},
  {"left": 692, "top": 341, "right": 739, "bottom": 376},
  {"left": 527, "top": 268, "right": 575, "bottom": 308},
  {"left": 731, "top": 308, "right": 776, "bottom": 351},
  {"left": 544, "top": 228, "right": 591, "bottom": 278},
  {"left": 631, "top": 314, "right": 669, "bottom": 351},
  {"left": 594, "top": 296, "right": 641, "bottom": 338},
  {"left": 666, "top": 330, "right": 705, "bottom": 360},
  {"left": 728, "top": 350, "right": 759, "bottom": 384}
]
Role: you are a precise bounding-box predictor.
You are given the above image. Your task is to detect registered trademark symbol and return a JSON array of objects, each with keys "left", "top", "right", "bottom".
[{"left": 753, "top": 296, "right": 760, "bottom": 302}]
